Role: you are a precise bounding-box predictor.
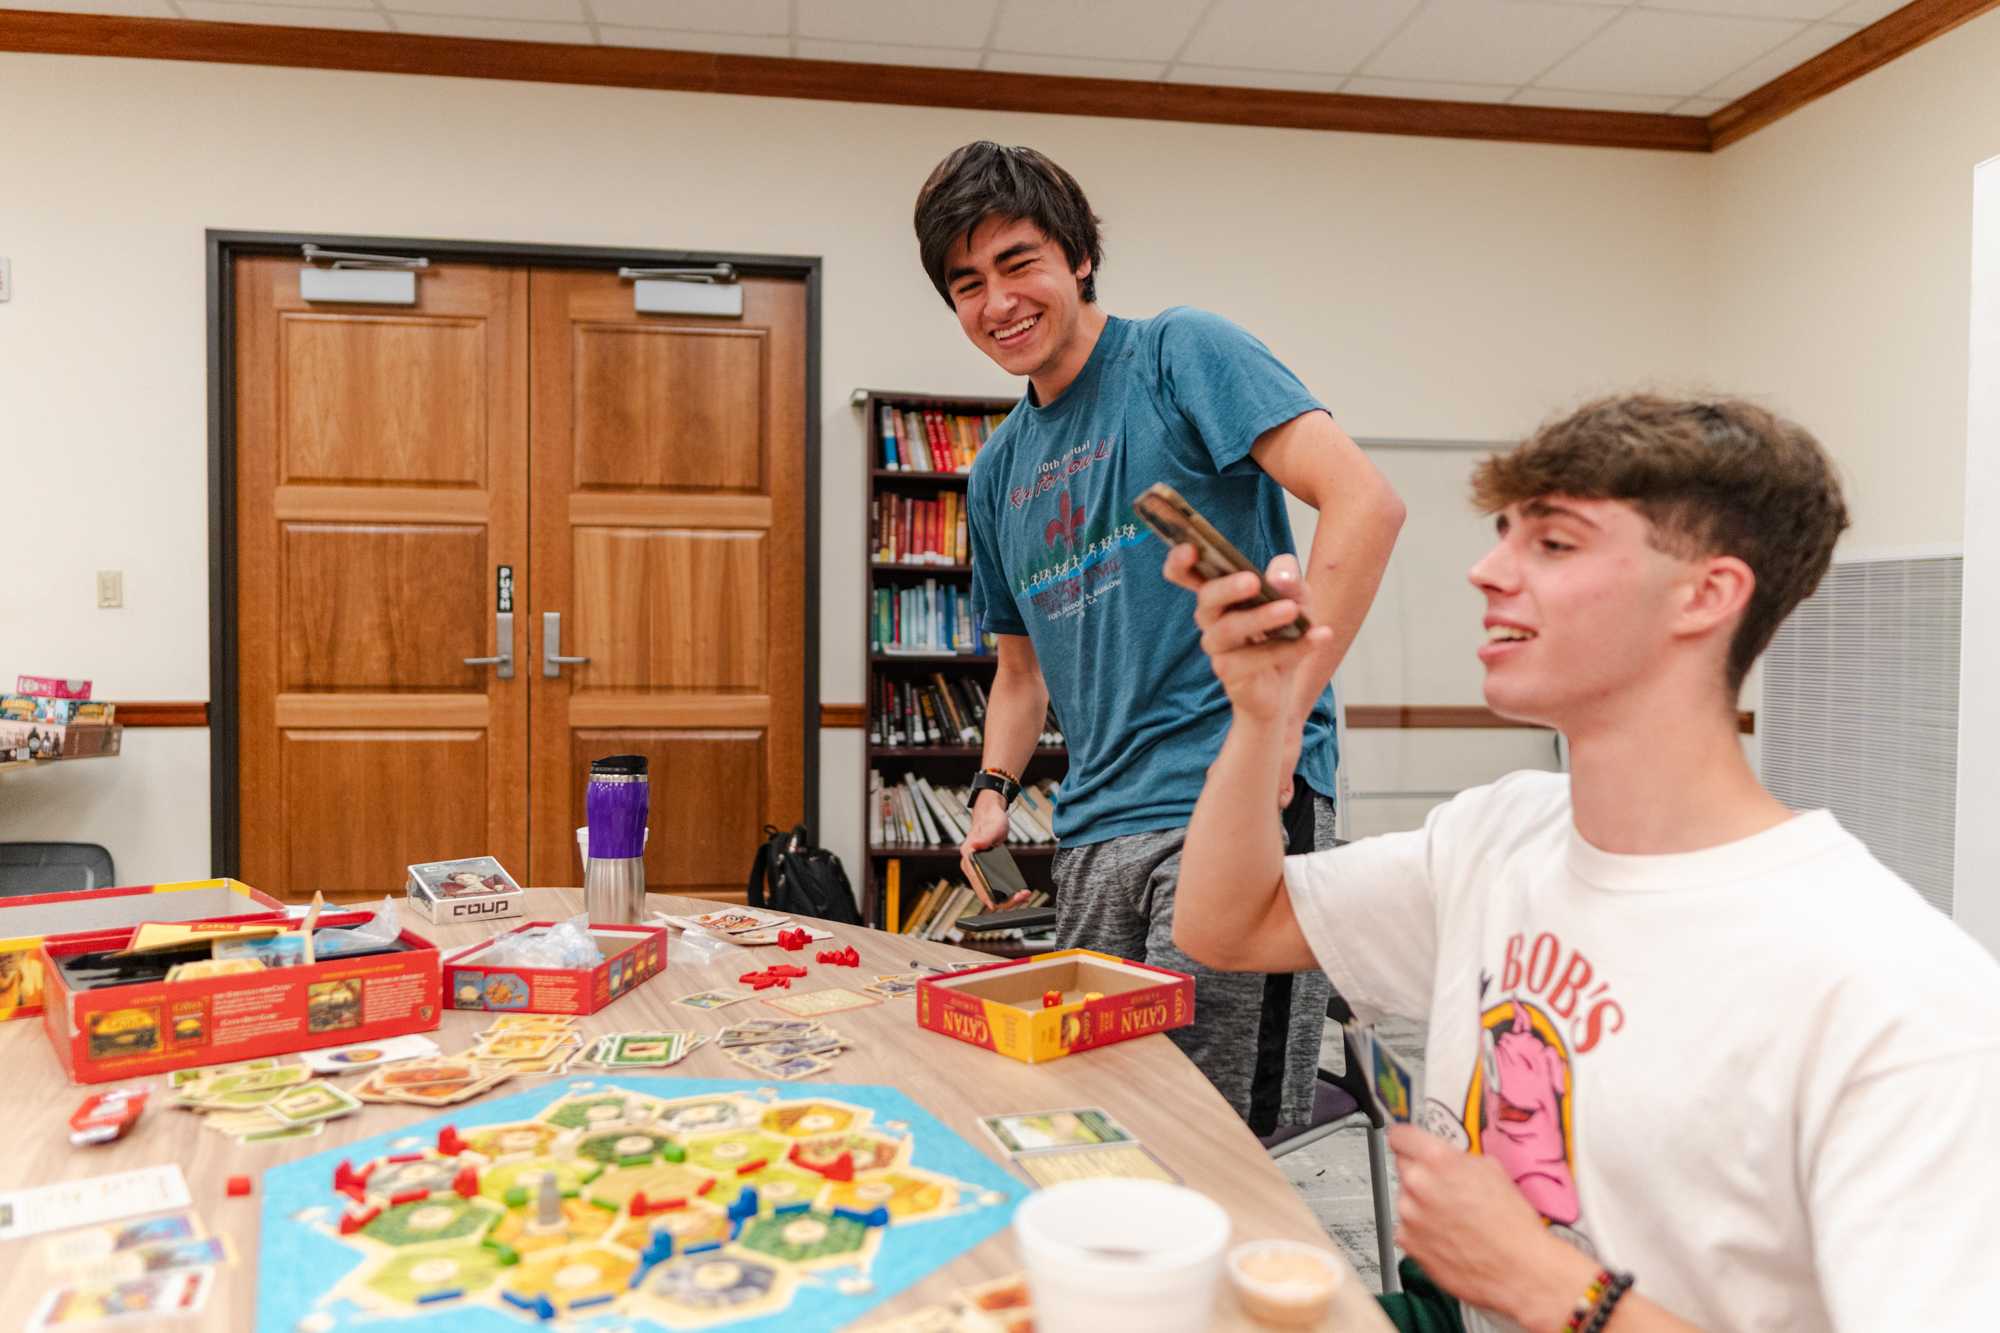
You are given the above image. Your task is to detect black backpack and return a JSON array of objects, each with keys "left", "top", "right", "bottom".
[{"left": 747, "top": 824, "right": 862, "bottom": 925}]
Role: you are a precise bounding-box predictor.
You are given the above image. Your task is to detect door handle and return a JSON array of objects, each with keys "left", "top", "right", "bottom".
[
  {"left": 464, "top": 610, "right": 514, "bottom": 679},
  {"left": 543, "top": 611, "right": 590, "bottom": 678}
]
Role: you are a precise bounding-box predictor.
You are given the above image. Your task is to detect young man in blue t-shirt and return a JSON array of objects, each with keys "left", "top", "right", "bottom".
[{"left": 912, "top": 142, "right": 1405, "bottom": 1131}]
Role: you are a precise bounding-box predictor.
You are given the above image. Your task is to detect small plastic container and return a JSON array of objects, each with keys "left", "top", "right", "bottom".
[
  {"left": 1014, "top": 1179, "right": 1230, "bottom": 1333},
  {"left": 1226, "top": 1239, "right": 1345, "bottom": 1327}
]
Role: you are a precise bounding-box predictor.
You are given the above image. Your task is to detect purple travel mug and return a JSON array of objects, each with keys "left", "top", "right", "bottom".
[{"left": 584, "top": 754, "right": 649, "bottom": 922}]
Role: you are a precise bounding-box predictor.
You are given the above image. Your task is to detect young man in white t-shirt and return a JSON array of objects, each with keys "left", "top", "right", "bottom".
[{"left": 1168, "top": 395, "right": 2000, "bottom": 1332}]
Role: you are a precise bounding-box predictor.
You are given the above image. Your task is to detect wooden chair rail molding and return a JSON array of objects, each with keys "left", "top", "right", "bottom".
[
  {"left": 3, "top": 3, "right": 1994, "bottom": 154},
  {"left": 106, "top": 702, "right": 209, "bottom": 727},
  {"left": 821, "top": 703, "right": 1754, "bottom": 735}
]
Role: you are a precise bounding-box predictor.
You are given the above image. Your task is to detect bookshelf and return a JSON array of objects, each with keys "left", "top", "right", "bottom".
[{"left": 858, "top": 389, "right": 1068, "bottom": 955}]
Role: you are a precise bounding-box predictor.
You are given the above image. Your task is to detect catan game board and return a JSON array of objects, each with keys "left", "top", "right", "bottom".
[{"left": 258, "top": 1077, "right": 1024, "bottom": 1330}]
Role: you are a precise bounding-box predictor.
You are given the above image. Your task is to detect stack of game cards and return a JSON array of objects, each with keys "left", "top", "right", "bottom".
[
  {"left": 353, "top": 1057, "right": 513, "bottom": 1108},
  {"left": 167, "top": 1059, "right": 360, "bottom": 1144},
  {"left": 27, "top": 1212, "right": 229, "bottom": 1333},
  {"left": 465, "top": 1014, "right": 588, "bottom": 1077},
  {"left": 579, "top": 1029, "right": 707, "bottom": 1070},
  {"left": 717, "top": 1018, "right": 848, "bottom": 1081},
  {"left": 977, "top": 1107, "right": 1179, "bottom": 1188}
]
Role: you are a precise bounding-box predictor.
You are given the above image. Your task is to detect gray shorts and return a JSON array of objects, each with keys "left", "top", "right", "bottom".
[{"left": 1051, "top": 788, "right": 1335, "bottom": 1133}]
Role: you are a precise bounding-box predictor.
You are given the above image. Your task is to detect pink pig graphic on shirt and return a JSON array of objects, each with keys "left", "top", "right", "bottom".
[{"left": 1477, "top": 1003, "right": 1581, "bottom": 1226}]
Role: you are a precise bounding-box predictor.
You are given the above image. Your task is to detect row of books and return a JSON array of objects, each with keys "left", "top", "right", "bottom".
[
  {"left": 872, "top": 672, "right": 1065, "bottom": 750},
  {"left": 869, "top": 770, "right": 1059, "bottom": 849},
  {"left": 882, "top": 863, "right": 1053, "bottom": 942},
  {"left": 871, "top": 582, "right": 990, "bottom": 656},
  {"left": 877, "top": 404, "right": 1008, "bottom": 474},
  {"left": 871, "top": 492, "right": 969, "bottom": 566}
]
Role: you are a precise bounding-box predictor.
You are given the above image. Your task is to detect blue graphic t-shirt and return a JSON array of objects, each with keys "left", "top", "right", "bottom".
[{"left": 968, "top": 307, "right": 1340, "bottom": 846}]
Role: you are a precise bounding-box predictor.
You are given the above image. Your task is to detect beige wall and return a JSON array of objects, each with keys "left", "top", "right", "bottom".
[
  {"left": 1706, "top": 7, "right": 2000, "bottom": 553},
  {"left": 0, "top": 51, "right": 1713, "bottom": 887}
]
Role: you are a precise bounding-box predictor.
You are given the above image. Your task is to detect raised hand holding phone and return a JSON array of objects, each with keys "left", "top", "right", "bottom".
[{"left": 959, "top": 795, "right": 1032, "bottom": 910}]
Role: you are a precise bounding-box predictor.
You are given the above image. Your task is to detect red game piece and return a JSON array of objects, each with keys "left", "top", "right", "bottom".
[
  {"left": 735, "top": 1158, "right": 768, "bottom": 1175},
  {"left": 452, "top": 1164, "right": 479, "bottom": 1199},
  {"left": 842, "top": 946, "right": 860, "bottom": 967},
  {"left": 437, "top": 1126, "right": 466, "bottom": 1156},
  {"left": 385, "top": 1152, "right": 424, "bottom": 1164},
  {"left": 821, "top": 1151, "right": 855, "bottom": 1182},
  {"left": 777, "top": 928, "right": 811, "bottom": 951},
  {"left": 227, "top": 1175, "right": 252, "bottom": 1197},
  {"left": 338, "top": 1204, "right": 381, "bottom": 1235},
  {"left": 1042, "top": 989, "right": 1062, "bottom": 1009},
  {"left": 389, "top": 1187, "right": 429, "bottom": 1206},
  {"left": 337, "top": 1183, "right": 368, "bottom": 1206},
  {"left": 333, "top": 1159, "right": 359, "bottom": 1191},
  {"left": 769, "top": 964, "right": 808, "bottom": 978}
]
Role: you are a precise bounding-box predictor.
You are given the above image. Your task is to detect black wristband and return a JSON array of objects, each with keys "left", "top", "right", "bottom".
[{"left": 968, "top": 770, "right": 1020, "bottom": 807}]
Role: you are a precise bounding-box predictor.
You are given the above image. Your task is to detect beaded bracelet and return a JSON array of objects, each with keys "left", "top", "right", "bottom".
[
  {"left": 1561, "top": 1271, "right": 1613, "bottom": 1333},
  {"left": 1580, "top": 1271, "right": 1635, "bottom": 1333}
]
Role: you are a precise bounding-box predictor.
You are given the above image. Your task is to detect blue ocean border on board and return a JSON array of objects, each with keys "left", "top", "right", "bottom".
[{"left": 257, "top": 1076, "right": 1024, "bottom": 1333}]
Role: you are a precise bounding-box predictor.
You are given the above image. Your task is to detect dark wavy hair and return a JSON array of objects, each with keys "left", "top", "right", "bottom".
[
  {"left": 1473, "top": 394, "right": 1850, "bottom": 692},
  {"left": 914, "top": 142, "right": 1103, "bottom": 307}
]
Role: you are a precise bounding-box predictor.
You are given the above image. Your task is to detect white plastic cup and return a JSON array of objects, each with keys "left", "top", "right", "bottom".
[{"left": 1013, "top": 1180, "right": 1231, "bottom": 1333}]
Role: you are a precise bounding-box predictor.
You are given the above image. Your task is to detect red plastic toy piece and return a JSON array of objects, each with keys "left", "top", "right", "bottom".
[
  {"left": 339, "top": 1205, "right": 381, "bottom": 1235},
  {"left": 735, "top": 1157, "right": 768, "bottom": 1175},
  {"left": 337, "top": 1182, "right": 368, "bottom": 1206},
  {"left": 820, "top": 1151, "right": 855, "bottom": 1182},
  {"left": 385, "top": 1152, "right": 424, "bottom": 1164},
  {"left": 389, "top": 1187, "right": 429, "bottom": 1206},
  {"left": 452, "top": 1165, "right": 480, "bottom": 1199},
  {"left": 768, "top": 964, "right": 808, "bottom": 978},
  {"left": 333, "top": 1160, "right": 358, "bottom": 1190},
  {"left": 226, "top": 1175, "right": 252, "bottom": 1197},
  {"left": 815, "top": 947, "right": 861, "bottom": 967},
  {"left": 776, "top": 928, "right": 811, "bottom": 951},
  {"left": 437, "top": 1126, "right": 466, "bottom": 1156},
  {"left": 1042, "top": 989, "right": 1062, "bottom": 1008},
  {"left": 696, "top": 1177, "right": 717, "bottom": 1196}
]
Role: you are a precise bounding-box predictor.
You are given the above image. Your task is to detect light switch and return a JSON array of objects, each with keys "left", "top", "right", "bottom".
[{"left": 96, "top": 570, "right": 123, "bottom": 609}]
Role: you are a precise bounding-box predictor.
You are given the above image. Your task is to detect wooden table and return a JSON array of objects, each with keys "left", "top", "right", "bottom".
[{"left": 0, "top": 890, "right": 1390, "bottom": 1331}]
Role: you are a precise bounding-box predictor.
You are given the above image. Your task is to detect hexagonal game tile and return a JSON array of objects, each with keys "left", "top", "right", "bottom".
[
  {"left": 358, "top": 1196, "right": 501, "bottom": 1248},
  {"left": 761, "top": 1101, "right": 864, "bottom": 1139},
  {"left": 583, "top": 1161, "right": 715, "bottom": 1212},
  {"left": 490, "top": 1197, "right": 616, "bottom": 1255},
  {"left": 577, "top": 1127, "right": 678, "bottom": 1167},
  {"left": 463, "top": 1121, "right": 564, "bottom": 1161},
  {"left": 730, "top": 1163, "right": 831, "bottom": 1213},
  {"left": 824, "top": 1170, "right": 956, "bottom": 1223},
  {"left": 363, "top": 1156, "right": 463, "bottom": 1200},
  {"left": 477, "top": 1156, "right": 597, "bottom": 1207},
  {"left": 735, "top": 1209, "right": 871, "bottom": 1265},
  {"left": 503, "top": 1244, "right": 637, "bottom": 1309},
  {"left": 638, "top": 1254, "right": 792, "bottom": 1316},
  {"left": 653, "top": 1097, "right": 758, "bottom": 1136},
  {"left": 540, "top": 1091, "right": 664, "bottom": 1131},
  {"left": 361, "top": 1244, "right": 505, "bottom": 1305},
  {"left": 683, "top": 1131, "right": 789, "bottom": 1175},
  {"left": 793, "top": 1131, "right": 904, "bottom": 1175}
]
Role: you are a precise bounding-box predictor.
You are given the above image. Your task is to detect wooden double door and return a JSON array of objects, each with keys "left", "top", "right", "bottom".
[{"left": 232, "top": 256, "right": 806, "bottom": 902}]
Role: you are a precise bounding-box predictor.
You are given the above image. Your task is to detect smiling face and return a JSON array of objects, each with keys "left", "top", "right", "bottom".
[
  {"left": 1468, "top": 495, "right": 1711, "bottom": 731},
  {"left": 942, "top": 215, "right": 1099, "bottom": 399}
]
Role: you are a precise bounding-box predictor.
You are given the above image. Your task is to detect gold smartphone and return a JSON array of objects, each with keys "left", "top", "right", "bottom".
[{"left": 1131, "top": 482, "right": 1311, "bottom": 640}]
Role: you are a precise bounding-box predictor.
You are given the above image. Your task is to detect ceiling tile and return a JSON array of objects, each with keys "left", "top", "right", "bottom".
[
  {"left": 1163, "top": 63, "right": 1351, "bottom": 92},
  {"left": 984, "top": 51, "right": 1168, "bottom": 80},
  {"left": 1340, "top": 74, "right": 1517, "bottom": 102},
  {"left": 1536, "top": 8, "right": 1803, "bottom": 95},
  {"left": 2, "top": 0, "right": 182, "bottom": 15},
  {"left": 795, "top": 0, "right": 1000, "bottom": 48},
  {"left": 1672, "top": 95, "right": 1731, "bottom": 113},
  {"left": 793, "top": 38, "right": 984, "bottom": 68},
  {"left": 1828, "top": 0, "right": 1909, "bottom": 23},
  {"left": 1364, "top": 0, "right": 1617, "bottom": 86},
  {"left": 1697, "top": 19, "right": 1855, "bottom": 99},
  {"left": 588, "top": 0, "right": 789, "bottom": 35},
  {"left": 1632, "top": 0, "right": 1850, "bottom": 17},
  {"left": 389, "top": 0, "right": 582, "bottom": 20},
  {"left": 596, "top": 26, "right": 790, "bottom": 55},
  {"left": 990, "top": 0, "right": 1210, "bottom": 62},
  {"left": 178, "top": 3, "right": 393, "bottom": 27},
  {"left": 389, "top": 13, "right": 593, "bottom": 41},
  {"left": 1179, "top": 0, "right": 1423, "bottom": 76},
  {"left": 1512, "top": 86, "right": 1684, "bottom": 111}
]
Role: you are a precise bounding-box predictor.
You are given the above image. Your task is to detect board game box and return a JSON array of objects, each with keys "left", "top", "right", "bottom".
[
  {"left": 917, "top": 948, "right": 1195, "bottom": 1064},
  {"left": 407, "top": 857, "right": 526, "bottom": 926},
  {"left": 258, "top": 1076, "right": 1024, "bottom": 1331},
  {"left": 0, "top": 878, "right": 285, "bottom": 1022},
  {"left": 40, "top": 909, "right": 443, "bottom": 1084},
  {"left": 443, "top": 922, "right": 667, "bottom": 1016}
]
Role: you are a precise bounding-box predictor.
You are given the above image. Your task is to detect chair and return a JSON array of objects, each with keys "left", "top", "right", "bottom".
[
  {"left": 1261, "top": 991, "right": 1401, "bottom": 1293},
  {"left": 0, "top": 842, "right": 116, "bottom": 897}
]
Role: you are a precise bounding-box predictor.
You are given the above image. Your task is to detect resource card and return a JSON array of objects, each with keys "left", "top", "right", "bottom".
[
  {"left": 978, "top": 1108, "right": 1134, "bottom": 1155},
  {"left": 761, "top": 987, "right": 881, "bottom": 1018},
  {"left": 1011, "top": 1143, "right": 1180, "bottom": 1188},
  {"left": 0, "top": 1167, "right": 192, "bottom": 1242}
]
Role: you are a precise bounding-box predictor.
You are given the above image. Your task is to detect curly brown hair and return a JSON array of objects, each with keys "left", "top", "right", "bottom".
[{"left": 1471, "top": 394, "right": 1850, "bottom": 691}]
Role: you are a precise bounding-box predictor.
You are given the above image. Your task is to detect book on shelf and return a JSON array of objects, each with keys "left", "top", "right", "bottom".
[
  {"left": 871, "top": 492, "right": 970, "bottom": 565},
  {"left": 869, "top": 674, "right": 1064, "bottom": 752},
  {"left": 878, "top": 863, "right": 1052, "bottom": 942},
  {"left": 870, "top": 581, "right": 988, "bottom": 656},
  {"left": 877, "top": 403, "right": 1010, "bottom": 473},
  {"left": 870, "top": 772, "right": 1059, "bottom": 848}
]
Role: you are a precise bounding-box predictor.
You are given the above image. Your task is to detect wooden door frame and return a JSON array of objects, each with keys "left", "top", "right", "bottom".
[{"left": 206, "top": 229, "right": 824, "bottom": 877}]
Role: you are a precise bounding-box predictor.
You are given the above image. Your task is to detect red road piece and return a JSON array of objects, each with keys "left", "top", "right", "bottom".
[
  {"left": 452, "top": 1164, "right": 480, "bottom": 1198},
  {"left": 697, "top": 1177, "right": 717, "bottom": 1196},
  {"left": 227, "top": 1175, "right": 252, "bottom": 1197},
  {"left": 339, "top": 1205, "right": 381, "bottom": 1235},
  {"left": 767, "top": 964, "right": 808, "bottom": 978},
  {"left": 735, "top": 1158, "right": 768, "bottom": 1175},
  {"left": 437, "top": 1126, "right": 466, "bottom": 1156},
  {"left": 385, "top": 1152, "right": 424, "bottom": 1164},
  {"left": 333, "top": 1159, "right": 358, "bottom": 1191},
  {"left": 389, "top": 1188, "right": 429, "bottom": 1206}
]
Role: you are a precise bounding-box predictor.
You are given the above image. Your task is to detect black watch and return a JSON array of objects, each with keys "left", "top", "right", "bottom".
[{"left": 968, "top": 770, "right": 1021, "bottom": 807}]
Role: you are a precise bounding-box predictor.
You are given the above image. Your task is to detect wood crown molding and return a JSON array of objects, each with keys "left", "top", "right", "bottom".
[
  {"left": 1708, "top": 0, "right": 2000, "bottom": 149},
  {"left": 0, "top": 10, "right": 1704, "bottom": 152},
  {"left": 111, "top": 701, "right": 209, "bottom": 727}
]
